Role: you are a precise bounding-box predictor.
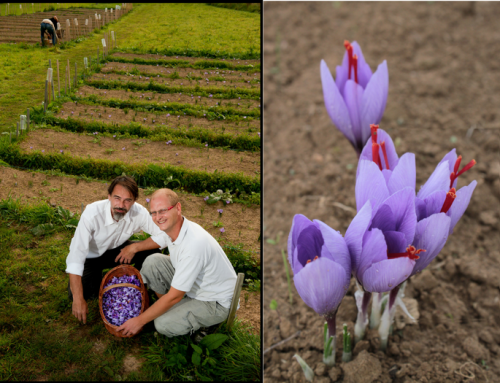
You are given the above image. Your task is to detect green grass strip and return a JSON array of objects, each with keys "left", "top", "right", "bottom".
[
  {"left": 100, "top": 67, "right": 261, "bottom": 84},
  {"left": 0, "top": 140, "right": 260, "bottom": 195},
  {"left": 30, "top": 114, "right": 260, "bottom": 151},
  {"left": 85, "top": 79, "right": 260, "bottom": 100},
  {"left": 71, "top": 95, "right": 260, "bottom": 119},
  {"left": 107, "top": 55, "right": 261, "bottom": 71}
]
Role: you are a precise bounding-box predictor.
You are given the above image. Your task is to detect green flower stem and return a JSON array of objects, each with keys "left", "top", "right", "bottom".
[
  {"left": 281, "top": 249, "right": 293, "bottom": 305},
  {"left": 342, "top": 323, "right": 352, "bottom": 363},
  {"left": 323, "top": 316, "right": 336, "bottom": 367}
]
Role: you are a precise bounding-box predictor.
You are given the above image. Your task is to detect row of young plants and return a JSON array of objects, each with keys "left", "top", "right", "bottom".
[
  {"left": 0, "top": 138, "right": 260, "bottom": 195},
  {"left": 85, "top": 79, "right": 260, "bottom": 100},
  {"left": 30, "top": 113, "right": 260, "bottom": 151},
  {"left": 106, "top": 55, "right": 261, "bottom": 71},
  {"left": 69, "top": 95, "right": 260, "bottom": 120}
]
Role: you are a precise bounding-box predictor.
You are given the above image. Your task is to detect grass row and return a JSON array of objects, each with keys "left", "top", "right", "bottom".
[
  {"left": 0, "top": 136, "right": 260, "bottom": 196},
  {"left": 30, "top": 114, "right": 261, "bottom": 151},
  {"left": 84, "top": 78, "right": 261, "bottom": 100},
  {"left": 106, "top": 55, "right": 260, "bottom": 71}
]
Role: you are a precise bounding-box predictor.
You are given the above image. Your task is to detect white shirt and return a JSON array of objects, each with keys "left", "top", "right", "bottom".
[
  {"left": 165, "top": 217, "right": 238, "bottom": 309},
  {"left": 65, "top": 200, "right": 169, "bottom": 276}
]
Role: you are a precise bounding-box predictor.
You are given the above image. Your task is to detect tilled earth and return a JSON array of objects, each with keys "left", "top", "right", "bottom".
[{"left": 263, "top": 2, "right": 500, "bottom": 383}]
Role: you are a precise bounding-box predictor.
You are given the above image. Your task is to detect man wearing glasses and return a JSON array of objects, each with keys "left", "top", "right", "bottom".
[
  {"left": 116, "top": 188, "right": 238, "bottom": 337},
  {"left": 66, "top": 176, "right": 170, "bottom": 324}
]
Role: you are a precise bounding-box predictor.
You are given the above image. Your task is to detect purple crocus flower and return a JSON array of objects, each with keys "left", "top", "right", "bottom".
[
  {"left": 204, "top": 196, "right": 209, "bottom": 201},
  {"left": 205, "top": 143, "right": 208, "bottom": 147},
  {"left": 60, "top": 150, "right": 64, "bottom": 154},
  {"left": 146, "top": 198, "right": 150, "bottom": 203},
  {"left": 321, "top": 41, "right": 388, "bottom": 155},
  {"left": 217, "top": 209, "right": 223, "bottom": 214},
  {"left": 220, "top": 228, "right": 225, "bottom": 233},
  {"left": 226, "top": 200, "right": 230, "bottom": 204},
  {"left": 288, "top": 214, "right": 351, "bottom": 336}
]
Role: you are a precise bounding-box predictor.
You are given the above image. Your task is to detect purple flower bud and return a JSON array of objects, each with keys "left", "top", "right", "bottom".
[
  {"left": 220, "top": 228, "right": 225, "bottom": 233},
  {"left": 60, "top": 150, "right": 64, "bottom": 153},
  {"left": 226, "top": 200, "right": 230, "bottom": 204},
  {"left": 205, "top": 143, "right": 208, "bottom": 147},
  {"left": 217, "top": 209, "right": 223, "bottom": 214},
  {"left": 146, "top": 198, "right": 150, "bottom": 203},
  {"left": 122, "top": 147, "right": 126, "bottom": 150},
  {"left": 176, "top": 153, "right": 178, "bottom": 156},
  {"left": 204, "top": 196, "right": 209, "bottom": 201}
]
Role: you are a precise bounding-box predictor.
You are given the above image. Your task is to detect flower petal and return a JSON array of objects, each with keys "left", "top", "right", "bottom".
[
  {"left": 357, "top": 228, "right": 387, "bottom": 282},
  {"left": 288, "top": 214, "right": 314, "bottom": 270},
  {"left": 360, "top": 60, "right": 389, "bottom": 145},
  {"left": 448, "top": 180, "right": 477, "bottom": 235},
  {"left": 296, "top": 224, "right": 324, "bottom": 268},
  {"left": 417, "top": 161, "right": 450, "bottom": 199},
  {"left": 345, "top": 200, "right": 372, "bottom": 275},
  {"left": 422, "top": 190, "right": 447, "bottom": 220},
  {"left": 335, "top": 64, "right": 348, "bottom": 98},
  {"left": 320, "top": 60, "right": 355, "bottom": 146},
  {"left": 343, "top": 79, "right": 365, "bottom": 149},
  {"left": 383, "top": 231, "right": 407, "bottom": 254},
  {"left": 361, "top": 257, "right": 415, "bottom": 293},
  {"left": 356, "top": 160, "right": 390, "bottom": 213},
  {"left": 293, "top": 257, "right": 349, "bottom": 316},
  {"left": 388, "top": 152, "right": 416, "bottom": 195},
  {"left": 437, "top": 148, "right": 457, "bottom": 175},
  {"left": 371, "top": 204, "right": 396, "bottom": 233},
  {"left": 411, "top": 213, "right": 451, "bottom": 276},
  {"left": 383, "top": 187, "right": 416, "bottom": 245},
  {"left": 314, "top": 219, "right": 351, "bottom": 281}
]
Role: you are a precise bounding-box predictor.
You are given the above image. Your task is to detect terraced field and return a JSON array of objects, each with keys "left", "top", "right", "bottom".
[{"left": 0, "top": 3, "right": 260, "bottom": 381}]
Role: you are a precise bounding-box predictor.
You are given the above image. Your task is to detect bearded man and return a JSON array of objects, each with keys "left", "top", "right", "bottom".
[
  {"left": 65, "top": 176, "right": 169, "bottom": 324},
  {"left": 116, "top": 188, "right": 238, "bottom": 337}
]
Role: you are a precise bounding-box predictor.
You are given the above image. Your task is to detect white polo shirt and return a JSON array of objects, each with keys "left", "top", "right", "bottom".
[
  {"left": 165, "top": 217, "right": 238, "bottom": 309},
  {"left": 65, "top": 199, "right": 169, "bottom": 276}
]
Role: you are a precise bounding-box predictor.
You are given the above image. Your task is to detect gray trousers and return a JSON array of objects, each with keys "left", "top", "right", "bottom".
[{"left": 140, "top": 253, "right": 230, "bottom": 337}]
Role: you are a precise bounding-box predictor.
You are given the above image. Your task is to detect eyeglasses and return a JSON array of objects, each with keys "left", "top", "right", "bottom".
[{"left": 150, "top": 203, "right": 177, "bottom": 217}]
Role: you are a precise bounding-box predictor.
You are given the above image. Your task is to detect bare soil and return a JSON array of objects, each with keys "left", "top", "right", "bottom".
[
  {"left": 55, "top": 102, "right": 260, "bottom": 137},
  {"left": 89, "top": 72, "right": 259, "bottom": 90},
  {"left": 110, "top": 52, "right": 261, "bottom": 66},
  {"left": 100, "top": 62, "right": 261, "bottom": 82},
  {"left": 75, "top": 85, "right": 260, "bottom": 111},
  {"left": 20, "top": 130, "right": 261, "bottom": 177},
  {"left": 0, "top": 166, "right": 261, "bottom": 253},
  {"left": 263, "top": 2, "right": 500, "bottom": 383}
]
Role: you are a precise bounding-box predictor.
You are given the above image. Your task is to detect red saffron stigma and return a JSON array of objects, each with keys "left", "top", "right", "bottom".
[
  {"left": 370, "top": 124, "right": 379, "bottom": 144},
  {"left": 353, "top": 54, "right": 359, "bottom": 84},
  {"left": 344, "top": 41, "right": 353, "bottom": 80},
  {"left": 306, "top": 255, "right": 319, "bottom": 264},
  {"left": 449, "top": 156, "right": 476, "bottom": 188},
  {"left": 388, "top": 245, "right": 425, "bottom": 260},
  {"left": 440, "top": 188, "right": 456, "bottom": 213},
  {"left": 381, "top": 141, "right": 390, "bottom": 170},
  {"left": 372, "top": 143, "right": 382, "bottom": 170}
]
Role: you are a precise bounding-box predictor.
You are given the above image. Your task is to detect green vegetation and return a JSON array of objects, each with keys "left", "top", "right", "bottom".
[
  {"left": 2, "top": 3, "right": 123, "bottom": 15},
  {"left": 0, "top": 3, "right": 260, "bottom": 131},
  {"left": 207, "top": 3, "right": 261, "bottom": 14}
]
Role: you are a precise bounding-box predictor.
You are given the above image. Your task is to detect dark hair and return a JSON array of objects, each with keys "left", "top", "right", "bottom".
[{"left": 108, "top": 176, "right": 138, "bottom": 200}]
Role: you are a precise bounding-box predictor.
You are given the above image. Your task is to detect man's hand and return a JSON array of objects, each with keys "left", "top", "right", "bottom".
[
  {"left": 115, "top": 244, "right": 137, "bottom": 264},
  {"left": 116, "top": 316, "right": 144, "bottom": 336},
  {"left": 72, "top": 297, "right": 88, "bottom": 324}
]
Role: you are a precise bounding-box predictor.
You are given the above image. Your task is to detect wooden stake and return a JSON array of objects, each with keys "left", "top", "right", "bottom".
[
  {"left": 16, "top": 122, "right": 19, "bottom": 138},
  {"left": 67, "top": 59, "right": 70, "bottom": 92},
  {"left": 27, "top": 108, "right": 30, "bottom": 133},
  {"left": 44, "top": 80, "right": 48, "bottom": 113},
  {"left": 74, "top": 62, "right": 77, "bottom": 88},
  {"left": 57, "top": 60, "right": 60, "bottom": 97}
]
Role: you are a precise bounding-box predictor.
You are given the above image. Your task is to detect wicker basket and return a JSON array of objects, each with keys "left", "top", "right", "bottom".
[{"left": 99, "top": 265, "right": 149, "bottom": 338}]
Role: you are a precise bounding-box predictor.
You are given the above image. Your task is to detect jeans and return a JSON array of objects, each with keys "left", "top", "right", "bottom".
[
  {"left": 67, "top": 240, "right": 158, "bottom": 301},
  {"left": 140, "top": 254, "right": 230, "bottom": 337},
  {"left": 41, "top": 23, "right": 56, "bottom": 45}
]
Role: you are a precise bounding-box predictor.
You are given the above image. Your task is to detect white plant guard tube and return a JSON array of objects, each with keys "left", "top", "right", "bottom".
[
  {"left": 84, "top": 57, "right": 88, "bottom": 69},
  {"left": 47, "top": 68, "right": 53, "bottom": 83},
  {"left": 57, "top": 22, "right": 61, "bottom": 30},
  {"left": 102, "top": 38, "right": 106, "bottom": 48},
  {"left": 20, "top": 115, "right": 26, "bottom": 131},
  {"left": 85, "top": 19, "right": 88, "bottom": 26},
  {"left": 111, "top": 31, "right": 115, "bottom": 41},
  {"left": 74, "top": 18, "right": 78, "bottom": 26}
]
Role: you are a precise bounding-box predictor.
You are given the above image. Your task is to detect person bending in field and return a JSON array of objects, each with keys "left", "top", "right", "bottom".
[
  {"left": 116, "top": 188, "right": 238, "bottom": 337},
  {"left": 65, "top": 176, "right": 170, "bottom": 324},
  {"left": 40, "top": 16, "right": 58, "bottom": 46}
]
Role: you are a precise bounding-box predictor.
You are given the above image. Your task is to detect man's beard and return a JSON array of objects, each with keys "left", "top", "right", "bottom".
[{"left": 112, "top": 207, "right": 128, "bottom": 221}]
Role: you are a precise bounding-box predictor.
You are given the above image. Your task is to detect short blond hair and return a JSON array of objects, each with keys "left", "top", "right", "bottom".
[{"left": 151, "top": 188, "right": 180, "bottom": 206}]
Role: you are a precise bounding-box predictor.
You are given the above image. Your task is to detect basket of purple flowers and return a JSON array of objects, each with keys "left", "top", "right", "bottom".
[{"left": 98, "top": 265, "right": 149, "bottom": 337}]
